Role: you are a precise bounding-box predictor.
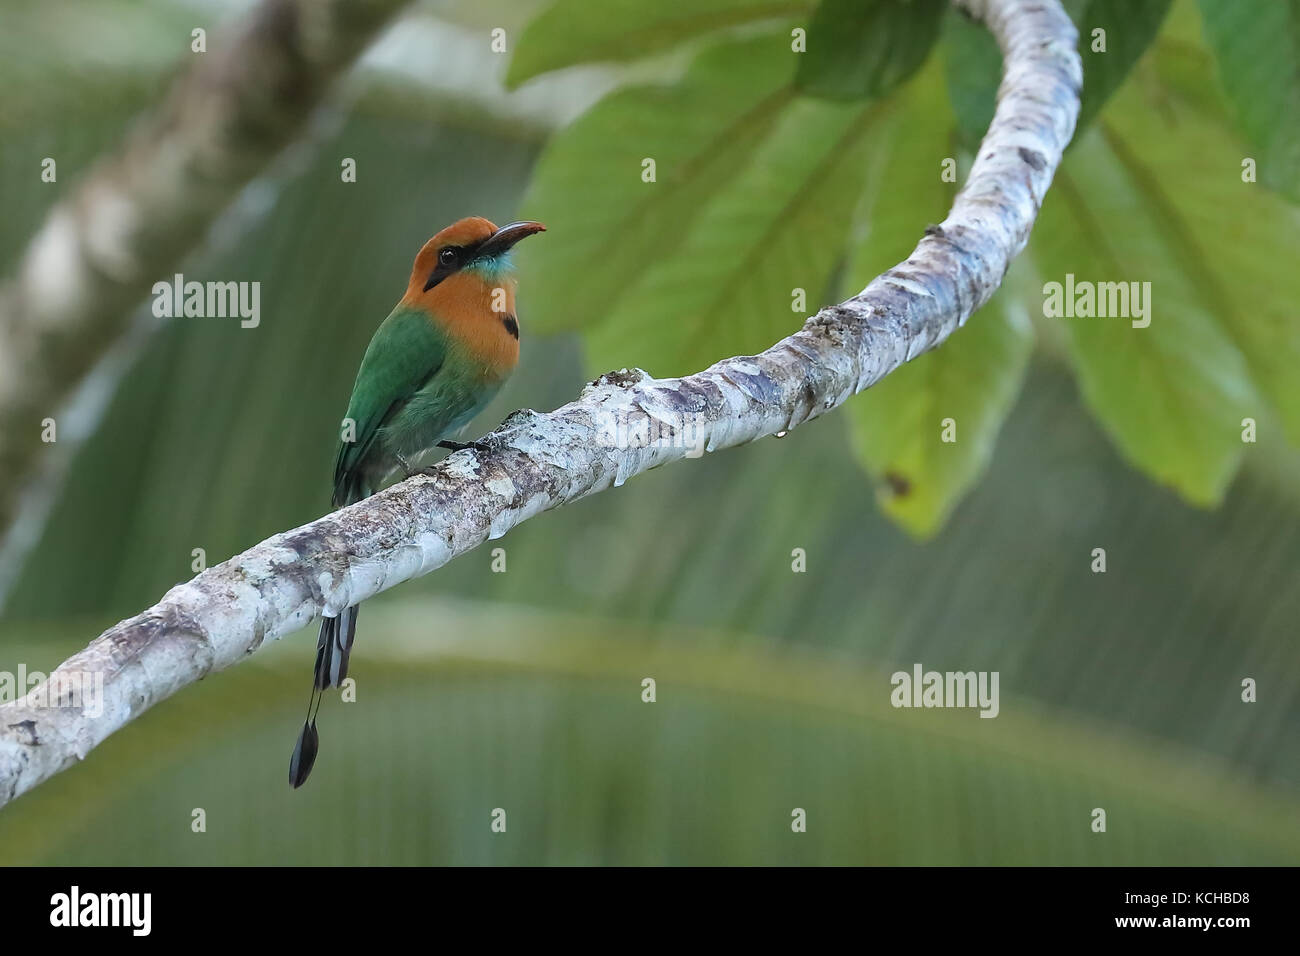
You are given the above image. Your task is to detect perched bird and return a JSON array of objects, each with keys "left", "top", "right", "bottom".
[{"left": 289, "top": 216, "right": 545, "bottom": 788}]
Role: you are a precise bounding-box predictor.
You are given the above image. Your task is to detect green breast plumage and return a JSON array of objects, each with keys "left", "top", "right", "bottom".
[{"left": 332, "top": 306, "right": 496, "bottom": 506}]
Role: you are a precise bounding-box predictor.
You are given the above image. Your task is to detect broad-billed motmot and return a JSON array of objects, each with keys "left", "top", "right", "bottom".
[{"left": 290, "top": 216, "right": 545, "bottom": 787}]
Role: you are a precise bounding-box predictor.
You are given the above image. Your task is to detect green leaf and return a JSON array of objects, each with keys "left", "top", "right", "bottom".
[
  {"left": 844, "top": 67, "right": 1033, "bottom": 536},
  {"left": 941, "top": 6, "right": 1002, "bottom": 151},
  {"left": 1073, "top": 0, "right": 1172, "bottom": 130},
  {"left": 1103, "top": 39, "right": 1300, "bottom": 444},
  {"left": 516, "top": 32, "right": 798, "bottom": 333},
  {"left": 942, "top": 0, "right": 1172, "bottom": 148},
  {"left": 1196, "top": 0, "right": 1300, "bottom": 201},
  {"left": 796, "top": 0, "right": 947, "bottom": 101},
  {"left": 581, "top": 93, "right": 888, "bottom": 377},
  {"left": 505, "top": 0, "right": 813, "bottom": 88},
  {"left": 848, "top": 296, "right": 1033, "bottom": 536},
  {"left": 1033, "top": 125, "right": 1259, "bottom": 505}
]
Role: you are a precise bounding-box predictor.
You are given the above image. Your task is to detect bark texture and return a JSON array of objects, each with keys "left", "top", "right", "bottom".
[{"left": 0, "top": 0, "right": 1081, "bottom": 809}]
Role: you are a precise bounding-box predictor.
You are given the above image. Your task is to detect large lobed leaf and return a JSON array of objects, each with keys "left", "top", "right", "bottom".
[
  {"left": 580, "top": 92, "right": 885, "bottom": 376},
  {"left": 1070, "top": 0, "right": 1173, "bottom": 131},
  {"left": 518, "top": 29, "right": 891, "bottom": 377},
  {"left": 1196, "top": 0, "right": 1300, "bottom": 201},
  {"left": 505, "top": 0, "right": 814, "bottom": 88},
  {"left": 516, "top": 33, "right": 798, "bottom": 336},
  {"left": 1035, "top": 136, "right": 1249, "bottom": 505},
  {"left": 941, "top": 6, "right": 1002, "bottom": 151},
  {"left": 513, "top": 0, "right": 1298, "bottom": 531},
  {"left": 942, "top": 0, "right": 1172, "bottom": 147},
  {"left": 795, "top": 0, "right": 947, "bottom": 101},
  {"left": 1031, "top": 24, "right": 1300, "bottom": 506},
  {"left": 1109, "top": 40, "right": 1300, "bottom": 446}
]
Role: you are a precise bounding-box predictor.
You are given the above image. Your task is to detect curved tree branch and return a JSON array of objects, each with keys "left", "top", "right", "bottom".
[
  {"left": 0, "top": 0, "right": 1081, "bottom": 809},
  {"left": 0, "top": 0, "right": 412, "bottom": 573}
]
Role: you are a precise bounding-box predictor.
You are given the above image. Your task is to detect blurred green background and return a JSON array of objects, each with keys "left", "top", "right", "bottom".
[{"left": 0, "top": 0, "right": 1297, "bottom": 864}]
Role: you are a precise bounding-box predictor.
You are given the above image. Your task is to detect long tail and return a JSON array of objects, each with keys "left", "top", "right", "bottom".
[{"left": 289, "top": 604, "right": 359, "bottom": 788}]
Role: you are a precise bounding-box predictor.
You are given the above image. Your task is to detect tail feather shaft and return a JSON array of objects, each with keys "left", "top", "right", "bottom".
[{"left": 292, "top": 605, "right": 360, "bottom": 788}]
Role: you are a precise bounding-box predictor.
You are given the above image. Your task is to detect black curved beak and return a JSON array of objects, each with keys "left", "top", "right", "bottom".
[{"left": 474, "top": 220, "right": 546, "bottom": 260}]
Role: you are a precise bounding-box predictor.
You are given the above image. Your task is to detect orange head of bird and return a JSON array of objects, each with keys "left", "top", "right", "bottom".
[{"left": 406, "top": 216, "right": 545, "bottom": 300}]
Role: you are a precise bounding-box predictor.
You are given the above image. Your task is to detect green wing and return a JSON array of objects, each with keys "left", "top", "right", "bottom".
[{"left": 333, "top": 306, "right": 446, "bottom": 506}]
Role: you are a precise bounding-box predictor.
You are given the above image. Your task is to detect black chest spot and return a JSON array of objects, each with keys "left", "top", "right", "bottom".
[{"left": 501, "top": 315, "right": 519, "bottom": 340}]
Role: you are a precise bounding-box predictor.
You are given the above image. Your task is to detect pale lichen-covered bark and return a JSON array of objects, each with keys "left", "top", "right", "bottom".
[{"left": 0, "top": 0, "right": 1081, "bottom": 809}]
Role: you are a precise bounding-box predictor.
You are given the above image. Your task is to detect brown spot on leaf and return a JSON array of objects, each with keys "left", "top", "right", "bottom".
[{"left": 883, "top": 471, "right": 912, "bottom": 498}]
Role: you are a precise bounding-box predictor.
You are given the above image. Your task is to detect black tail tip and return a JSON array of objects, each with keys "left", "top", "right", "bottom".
[{"left": 289, "top": 719, "right": 319, "bottom": 789}]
